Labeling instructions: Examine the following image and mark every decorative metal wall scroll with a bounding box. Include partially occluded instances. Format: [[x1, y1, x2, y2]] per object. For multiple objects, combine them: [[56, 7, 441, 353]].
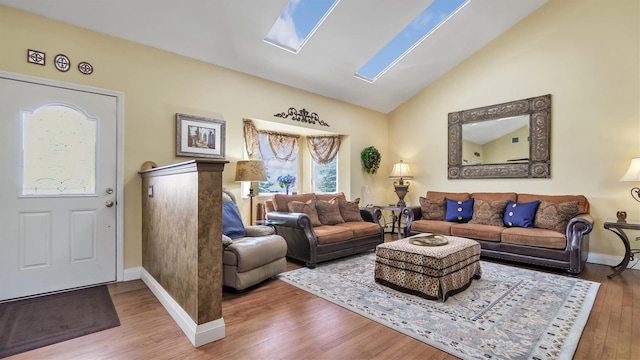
[[274, 107, 330, 127], [26, 49, 93, 75]]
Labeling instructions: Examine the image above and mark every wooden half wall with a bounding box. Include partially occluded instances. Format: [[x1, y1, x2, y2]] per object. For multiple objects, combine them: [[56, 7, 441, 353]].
[[139, 159, 228, 346]]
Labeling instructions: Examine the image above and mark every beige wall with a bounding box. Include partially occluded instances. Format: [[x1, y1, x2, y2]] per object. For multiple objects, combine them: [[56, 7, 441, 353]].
[[0, 6, 390, 269], [2, 0, 638, 266], [389, 0, 640, 259]]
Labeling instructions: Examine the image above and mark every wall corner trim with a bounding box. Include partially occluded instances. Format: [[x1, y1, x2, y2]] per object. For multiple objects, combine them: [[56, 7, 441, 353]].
[[140, 268, 226, 347]]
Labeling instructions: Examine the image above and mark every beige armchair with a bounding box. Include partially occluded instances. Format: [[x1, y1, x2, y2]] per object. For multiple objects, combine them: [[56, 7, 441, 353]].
[[222, 189, 287, 291]]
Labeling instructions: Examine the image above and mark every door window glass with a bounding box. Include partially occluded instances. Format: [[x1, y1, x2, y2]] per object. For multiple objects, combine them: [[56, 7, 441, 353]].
[[21, 104, 97, 196]]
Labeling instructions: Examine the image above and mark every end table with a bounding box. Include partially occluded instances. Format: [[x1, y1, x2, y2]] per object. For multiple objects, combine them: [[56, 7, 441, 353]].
[[373, 205, 405, 238], [603, 219, 640, 278]]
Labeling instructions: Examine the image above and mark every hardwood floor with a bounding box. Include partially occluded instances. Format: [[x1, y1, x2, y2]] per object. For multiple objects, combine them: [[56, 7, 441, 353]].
[[7, 237, 640, 360]]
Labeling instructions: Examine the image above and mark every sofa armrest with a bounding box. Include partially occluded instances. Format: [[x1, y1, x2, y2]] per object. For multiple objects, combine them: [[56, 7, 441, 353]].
[[566, 213, 593, 274], [245, 225, 275, 237], [266, 211, 315, 231], [360, 207, 383, 224], [567, 213, 594, 244], [402, 207, 421, 237], [566, 214, 594, 247]]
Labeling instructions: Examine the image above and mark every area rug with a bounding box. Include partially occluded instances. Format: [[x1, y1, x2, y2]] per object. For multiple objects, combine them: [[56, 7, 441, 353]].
[[0, 285, 120, 358], [278, 252, 599, 360]]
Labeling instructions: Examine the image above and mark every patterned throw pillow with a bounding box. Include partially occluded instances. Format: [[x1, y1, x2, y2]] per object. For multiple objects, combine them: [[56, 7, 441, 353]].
[[469, 199, 508, 227], [338, 197, 363, 222], [287, 199, 322, 227], [534, 200, 580, 233], [315, 198, 345, 225], [419, 197, 446, 220], [445, 198, 474, 223], [503, 200, 540, 228]]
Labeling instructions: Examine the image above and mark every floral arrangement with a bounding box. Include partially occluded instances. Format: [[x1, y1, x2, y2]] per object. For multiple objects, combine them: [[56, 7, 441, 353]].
[[361, 146, 381, 174], [277, 174, 296, 194]]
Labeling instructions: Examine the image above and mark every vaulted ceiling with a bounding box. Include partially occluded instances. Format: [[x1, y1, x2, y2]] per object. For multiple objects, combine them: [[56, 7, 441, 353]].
[[0, 0, 547, 113]]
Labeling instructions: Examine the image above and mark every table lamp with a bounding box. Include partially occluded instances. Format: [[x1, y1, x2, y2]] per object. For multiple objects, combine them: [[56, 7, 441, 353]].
[[235, 160, 267, 225], [620, 157, 640, 203], [389, 160, 413, 207]]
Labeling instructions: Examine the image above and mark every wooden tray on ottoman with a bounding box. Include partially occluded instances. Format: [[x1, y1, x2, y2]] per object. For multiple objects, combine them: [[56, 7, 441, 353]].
[[375, 234, 481, 301]]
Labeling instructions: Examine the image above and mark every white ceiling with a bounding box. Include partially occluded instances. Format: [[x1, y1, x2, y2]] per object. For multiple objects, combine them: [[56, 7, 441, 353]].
[[0, 0, 547, 113]]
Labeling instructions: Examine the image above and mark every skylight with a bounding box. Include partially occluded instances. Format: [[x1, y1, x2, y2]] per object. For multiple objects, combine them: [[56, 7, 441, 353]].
[[264, 0, 340, 54], [355, 0, 469, 83]]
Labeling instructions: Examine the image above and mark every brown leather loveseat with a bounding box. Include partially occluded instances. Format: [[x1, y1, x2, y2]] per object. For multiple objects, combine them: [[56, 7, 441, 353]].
[[265, 192, 383, 268], [404, 191, 594, 274]]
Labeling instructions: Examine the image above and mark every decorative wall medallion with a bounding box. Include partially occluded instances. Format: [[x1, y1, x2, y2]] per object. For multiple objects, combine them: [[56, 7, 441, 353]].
[[274, 107, 329, 127], [27, 49, 45, 65], [54, 54, 70, 72], [78, 62, 94, 75]]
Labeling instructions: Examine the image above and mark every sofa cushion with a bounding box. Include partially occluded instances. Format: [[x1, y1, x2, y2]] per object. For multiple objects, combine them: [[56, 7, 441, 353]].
[[316, 192, 346, 201], [469, 199, 508, 227], [288, 199, 322, 226], [335, 221, 380, 238], [503, 200, 540, 228], [222, 201, 247, 239], [315, 198, 345, 225], [426, 191, 471, 202], [273, 193, 315, 212], [445, 198, 474, 223], [418, 197, 446, 220], [501, 227, 567, 250], [313, 225, 354, 245], [472, 192, 517, 202], [410, 219, 453, 235], [517, 193, 589, 214], [223, 234, 287, 271], [450, 223, 503, 242], [337, 197, 363, 222], [534, 200, 580, 233]]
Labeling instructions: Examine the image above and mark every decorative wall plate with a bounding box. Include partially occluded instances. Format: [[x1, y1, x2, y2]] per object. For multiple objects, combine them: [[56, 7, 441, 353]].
[[78, 62, 93, 75], [27, 49, 45, 65], [54, 54, 70, 72]]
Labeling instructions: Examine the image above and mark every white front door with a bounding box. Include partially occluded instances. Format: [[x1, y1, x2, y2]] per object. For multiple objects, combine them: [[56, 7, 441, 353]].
[[0, 74, 118, 301]]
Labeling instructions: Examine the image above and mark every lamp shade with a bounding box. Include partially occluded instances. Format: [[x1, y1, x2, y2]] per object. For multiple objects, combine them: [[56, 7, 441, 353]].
[[389, 160, 413, 179], [235, 160, 267, 182], [620, 158, 640, 182]]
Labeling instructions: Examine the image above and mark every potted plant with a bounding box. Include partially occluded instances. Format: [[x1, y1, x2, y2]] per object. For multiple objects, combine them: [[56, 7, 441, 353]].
[[361, 146, 381, 174]]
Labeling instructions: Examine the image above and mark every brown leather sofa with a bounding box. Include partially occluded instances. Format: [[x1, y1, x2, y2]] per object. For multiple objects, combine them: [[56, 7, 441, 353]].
[[265, 193, 384, 268], [403, 191, 594, 274]]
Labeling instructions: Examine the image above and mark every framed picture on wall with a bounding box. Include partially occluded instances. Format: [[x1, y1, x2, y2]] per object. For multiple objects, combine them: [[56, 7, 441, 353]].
[[176, 113, 226, 159]]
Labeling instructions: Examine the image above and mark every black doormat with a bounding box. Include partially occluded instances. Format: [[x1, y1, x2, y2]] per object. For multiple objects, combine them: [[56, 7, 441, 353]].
[[0, 285, 120, 358]]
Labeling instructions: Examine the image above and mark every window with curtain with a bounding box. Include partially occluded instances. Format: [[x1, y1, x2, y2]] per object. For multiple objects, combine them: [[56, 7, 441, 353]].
[[244, 119, 341, 195], [312, 156, 337, 193], [257, 132, 299, 194]]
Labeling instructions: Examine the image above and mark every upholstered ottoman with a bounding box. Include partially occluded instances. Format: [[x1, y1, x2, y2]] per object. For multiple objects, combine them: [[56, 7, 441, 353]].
[[375, 234, 481, 301]]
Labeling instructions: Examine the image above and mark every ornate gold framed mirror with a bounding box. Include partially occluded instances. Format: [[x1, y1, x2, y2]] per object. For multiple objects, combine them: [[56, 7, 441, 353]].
[[448, 94, 551, 179]]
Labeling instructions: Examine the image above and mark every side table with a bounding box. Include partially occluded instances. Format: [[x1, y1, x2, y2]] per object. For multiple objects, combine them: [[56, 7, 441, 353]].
[[373, 205, 405, 238], [603, 219, 640, 278]]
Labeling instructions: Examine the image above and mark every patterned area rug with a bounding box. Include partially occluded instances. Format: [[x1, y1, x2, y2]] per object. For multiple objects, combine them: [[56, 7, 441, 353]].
[[279, 252, 599, 360]]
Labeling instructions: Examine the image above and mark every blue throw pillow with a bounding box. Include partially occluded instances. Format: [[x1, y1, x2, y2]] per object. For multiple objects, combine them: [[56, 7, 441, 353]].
[[222, 201, 246, 239], [445, 198, 474, 223], [503, 200, 540, 228]]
